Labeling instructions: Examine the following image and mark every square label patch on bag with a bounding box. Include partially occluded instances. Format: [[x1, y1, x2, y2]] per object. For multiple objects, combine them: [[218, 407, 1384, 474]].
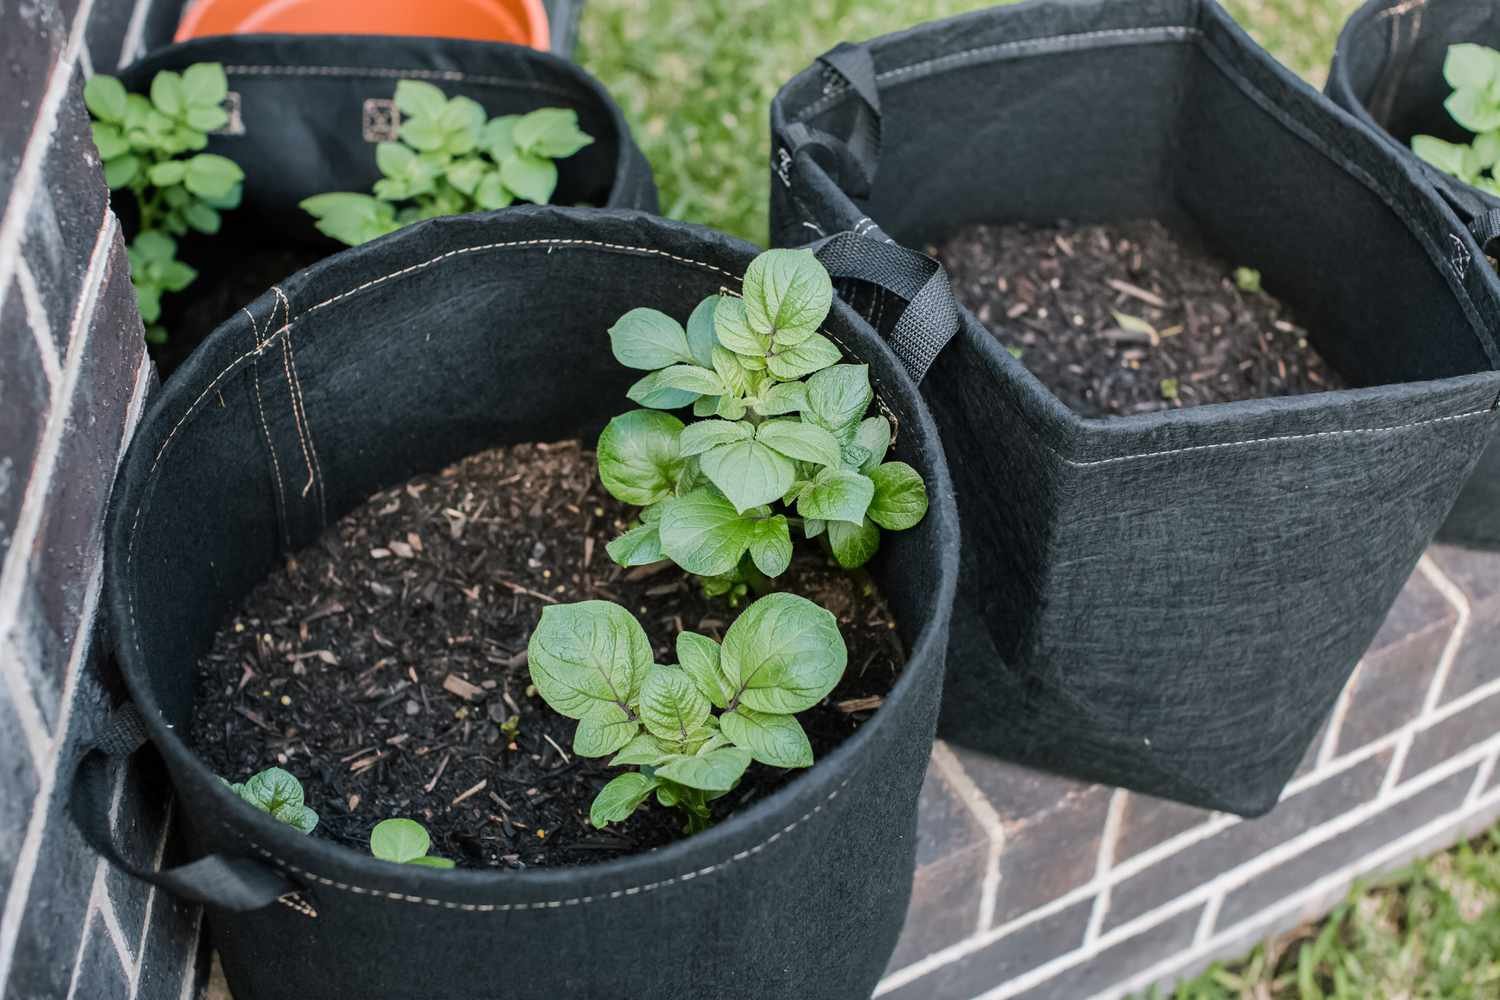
[[213, 91, 245, 136], [363, 98, 400, 143]]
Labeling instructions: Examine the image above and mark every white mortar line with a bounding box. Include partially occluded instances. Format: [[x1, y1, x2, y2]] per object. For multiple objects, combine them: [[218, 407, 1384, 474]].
[[118, 0, 156, 68], [97, 873, 136, 981], [1316, 660, 1361, 767], [14, 259, 62, 389], [0, 0, 97, 318], [1090, 784, 1500, 1000], [174, 907, 205, 1000], [1192, 892, 1223, 947], [1083, 790, 1128, 945], [63, 875, 105, 1000], [1383, 556, 1473, 795], [1467, 746, 1498, 806], [77, 42, 93, 81], [875, 728, 1500, 997], [970, 753, 1500, 1000], [929, 741, 1007, 934], [0, 553, 105, 993], [0, 212, 113, 774], [128, 796, 176, 997]]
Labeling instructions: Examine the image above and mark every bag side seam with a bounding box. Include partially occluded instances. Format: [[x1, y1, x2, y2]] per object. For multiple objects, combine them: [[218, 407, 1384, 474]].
[[243, 304, 291, 549]]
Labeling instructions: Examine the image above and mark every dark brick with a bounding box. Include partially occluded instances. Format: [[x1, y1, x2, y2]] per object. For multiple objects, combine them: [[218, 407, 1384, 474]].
[[1219, 764, 1480, 927], [1011, 904, 1203, 1000], [3, 648, 114, 1000], [952, 747, 1112, 922], [0, 692, 41, 904], [0, 0, 66, 202], [105, 747, 174, 955], [880, 899, 1092, 1000], [63, 917, 132, 1000], [1428, 544, 1500, 608], [0, 277, 50, 569], [1116, 792, 1213, 865], [1435, 612, 1500, 707], [1401, 691, 1500, 783], [1293, 714, 1331, 779], [1334, 621, 1450, 756], [21, 63, 110, 357], [13, 239, 142, 725], [1105, 750, 1389, 932], [135, 823, 204, 1000], [887, 763, 991, 971], [1367, 565, 1454, 654], [84, 0, 137, 72]]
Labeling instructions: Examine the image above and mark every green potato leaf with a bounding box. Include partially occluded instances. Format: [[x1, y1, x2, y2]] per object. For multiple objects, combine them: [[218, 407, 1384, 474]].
[[527, 601, 652, 721], [805, 365, 874, 444], [742, 248, 833, 342], [655, 747, 752, 793], [84, 75, 128, 123], [713, 295, 769, 357], [657, 487, 759, 576], [796, 467, 874, 524], [609, 307, 695, 370], [606, 521, 666, 567], [150, 70, 185, 117], [183, 153, 244, 199], [828, 517, 880, 569], [697, 438, 796, 513], [591, 772, 661, 828], [676, 631, 729, 709], [766, 332, 841, 381], [596, 410, 684, 506], [181, 62, 229, 108], [753, 381, 808, 416], [514, 107, 594, 158], [501, 151, 558, 204], [867, 461, 929, 531], [719, 593, 847, 714], [639, 665, 712, 743], [755, 419, 842, 468], [685, 295, 721, 367], [720, 707, 813, 768], [679, 419, 753, 457], [371, 818, 432, 863], [573, 707, 641, 758], [395, 79, 448, 120], [746, 514, 792, 577]]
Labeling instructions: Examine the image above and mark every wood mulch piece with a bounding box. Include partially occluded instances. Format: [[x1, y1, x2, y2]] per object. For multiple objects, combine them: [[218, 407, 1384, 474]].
[[191, 441, 905, 870], [931, 220, 1347, 418]]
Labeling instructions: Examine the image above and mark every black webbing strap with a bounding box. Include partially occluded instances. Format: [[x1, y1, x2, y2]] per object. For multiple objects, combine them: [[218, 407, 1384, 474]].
[[815, 42, 882, 198], [811, 230, 961, 384], [1471, 209, 1500, 257], [69, 702, 299, 912]]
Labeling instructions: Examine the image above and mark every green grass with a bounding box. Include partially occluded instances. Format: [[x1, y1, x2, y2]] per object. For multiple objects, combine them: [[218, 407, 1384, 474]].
[[579, 0, 1363, 245], [1158, 829, 1500, 999], [576, 3, 1498, 997]]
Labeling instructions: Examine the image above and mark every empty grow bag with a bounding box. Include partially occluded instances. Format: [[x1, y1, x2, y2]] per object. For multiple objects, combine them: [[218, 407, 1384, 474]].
[[116, 33, 655, 375], [76, 208, 959, 1000], [1328, 0, 1500, 550], [770, 0, 1500, 815]]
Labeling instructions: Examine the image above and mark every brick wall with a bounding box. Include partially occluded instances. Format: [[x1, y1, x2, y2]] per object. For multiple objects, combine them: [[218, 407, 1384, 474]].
[[879, 545, 1500, 1000], [0, 1, 202, 999]]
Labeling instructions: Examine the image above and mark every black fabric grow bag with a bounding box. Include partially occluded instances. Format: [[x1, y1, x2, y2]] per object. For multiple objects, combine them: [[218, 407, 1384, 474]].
[[117, 34, 656, 375], [1328, 0, 1500, 549], [770, 0, 1500, 816], [83, 208, 959, 1000]]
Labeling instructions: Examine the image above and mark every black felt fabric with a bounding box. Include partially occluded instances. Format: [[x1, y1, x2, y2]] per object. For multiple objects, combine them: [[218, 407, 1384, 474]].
[[770, 0, 1500, 816], [1328, 0, 1500, 548], [100, 208, 960, 1000]]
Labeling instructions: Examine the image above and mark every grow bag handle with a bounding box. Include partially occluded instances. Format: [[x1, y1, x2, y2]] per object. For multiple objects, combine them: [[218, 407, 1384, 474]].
[[1470, 209, 1500, 258], [810, 230, 960, 383], [68, 702, 302, 912], [811, 41, 882, 198]]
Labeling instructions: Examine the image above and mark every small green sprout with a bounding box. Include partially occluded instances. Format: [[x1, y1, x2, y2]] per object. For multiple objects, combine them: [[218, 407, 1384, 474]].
[[595, 248, 930, 599], [527, 592, 847, 834], [370, 818, 455, 868], [301, 80, 593, 247], [1233, 267, 1263, 294], [84, 64, 244, 344], [1160, 378, 1180, 402], [222, 767, 318, 833], [1412, 44, 1500, 198]]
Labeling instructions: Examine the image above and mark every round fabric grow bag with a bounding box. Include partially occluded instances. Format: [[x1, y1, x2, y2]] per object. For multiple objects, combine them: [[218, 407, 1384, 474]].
[[769, 0, 1500, 816], [117, 33, 656, 376], [83, 208, 959, 1000], [1327, 0, 1500, 550]]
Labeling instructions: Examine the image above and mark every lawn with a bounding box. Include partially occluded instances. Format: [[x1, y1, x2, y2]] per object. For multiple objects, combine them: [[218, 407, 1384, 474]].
[[578, 0, 1364, 245], [578, 2, 1500, 999]]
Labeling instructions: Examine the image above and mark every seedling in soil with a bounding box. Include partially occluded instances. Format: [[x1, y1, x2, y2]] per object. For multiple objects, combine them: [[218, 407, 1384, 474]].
[[1234, 267, 1263, 295], [596, 248, 930, 600], [84, 64, 244, 344], [302, 81, 593, 246], [222, 767, 318, 833], [370, 818, 456, 868], [528, 591, 846, 833], [1413, 44, 1500, 197]]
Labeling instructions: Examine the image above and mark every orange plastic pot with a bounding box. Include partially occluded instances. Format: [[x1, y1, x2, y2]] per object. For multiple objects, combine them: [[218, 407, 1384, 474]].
[[175, 0, 550, 49]]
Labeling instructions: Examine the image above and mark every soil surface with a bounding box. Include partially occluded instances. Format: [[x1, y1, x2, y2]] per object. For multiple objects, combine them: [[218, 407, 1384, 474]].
[[152, 244, 328, 379], [191, 441, 904, 869], [931, 220, 1346, 417]]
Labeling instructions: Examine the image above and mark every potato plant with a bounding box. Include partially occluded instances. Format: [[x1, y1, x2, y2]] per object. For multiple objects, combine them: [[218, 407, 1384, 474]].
[[84, 64, 244, 344], [222, 767, 318, 834], [527, 592, 845, 833], [370, 818, 455, 868], [1413, 44, 1500, 197], [597, 248, 929, 600], [302, 80, 593, 246]]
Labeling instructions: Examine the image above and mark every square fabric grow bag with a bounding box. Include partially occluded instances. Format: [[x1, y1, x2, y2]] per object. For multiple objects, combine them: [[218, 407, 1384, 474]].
[[81, 208, 959, 1000], [770, 0, 1500, 815], [1328, 0, 1500, 549], [117, 34, 656, 375]]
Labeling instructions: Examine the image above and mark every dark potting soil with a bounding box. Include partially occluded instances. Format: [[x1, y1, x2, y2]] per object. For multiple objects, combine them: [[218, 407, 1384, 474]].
[[931, 220, 1347, 418], [151, 244, 329, 378], [191, 441, 905, 870]]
